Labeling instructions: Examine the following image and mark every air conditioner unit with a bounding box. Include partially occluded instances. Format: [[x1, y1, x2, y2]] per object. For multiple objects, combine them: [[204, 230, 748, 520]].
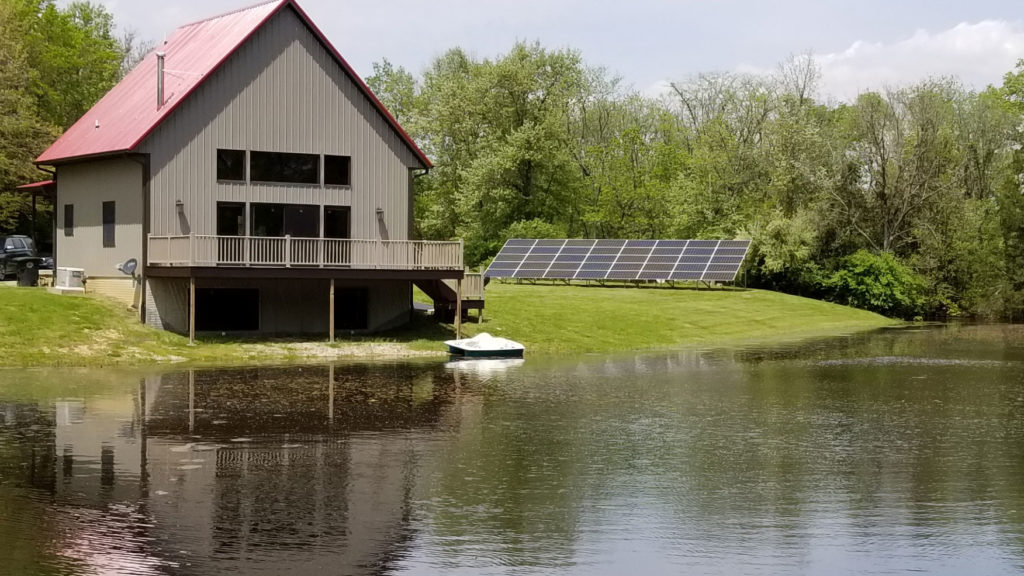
[[55, 267, 86, 292]]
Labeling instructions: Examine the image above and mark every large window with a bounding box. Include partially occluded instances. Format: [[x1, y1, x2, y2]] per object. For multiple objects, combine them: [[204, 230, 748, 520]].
[[217, 149, 246, 181], [250, 203, 319, 238], [102, 201, 115, 247], [63, 204, 74, 237], [250, 151, 319, 185], [324, 155, 351, 186]]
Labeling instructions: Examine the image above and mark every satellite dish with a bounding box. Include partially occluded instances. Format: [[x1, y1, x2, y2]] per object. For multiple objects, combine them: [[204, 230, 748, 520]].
[[118, 258, 138, 276]]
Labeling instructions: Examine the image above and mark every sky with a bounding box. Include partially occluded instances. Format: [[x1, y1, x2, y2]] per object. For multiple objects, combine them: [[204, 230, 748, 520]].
[[77, 0, 1024, 101]]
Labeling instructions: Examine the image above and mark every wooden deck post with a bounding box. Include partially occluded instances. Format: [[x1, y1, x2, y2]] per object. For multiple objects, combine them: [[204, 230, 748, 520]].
[[456, 277, 462, 339], [188, 369, 195, 434], [329, 278, 335, 343], [188, 275, 195, 345]]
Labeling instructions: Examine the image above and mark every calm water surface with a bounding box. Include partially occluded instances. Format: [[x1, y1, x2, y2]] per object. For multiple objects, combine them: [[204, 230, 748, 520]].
[[2, 325, 1024, 575]]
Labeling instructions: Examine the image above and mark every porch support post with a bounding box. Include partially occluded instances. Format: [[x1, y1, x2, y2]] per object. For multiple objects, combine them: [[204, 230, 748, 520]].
[[188, 275, 195, 345], [456, 277, 462, 339], [329, 278, 335, 343], [328, 363, 335, 422]]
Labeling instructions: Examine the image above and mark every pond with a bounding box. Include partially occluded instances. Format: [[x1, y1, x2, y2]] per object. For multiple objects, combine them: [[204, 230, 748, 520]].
[[1, 325, 1023, 575]]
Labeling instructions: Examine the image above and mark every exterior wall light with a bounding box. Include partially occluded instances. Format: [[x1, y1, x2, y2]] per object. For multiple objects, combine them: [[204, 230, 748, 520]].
[[175, 199, 184, 213]]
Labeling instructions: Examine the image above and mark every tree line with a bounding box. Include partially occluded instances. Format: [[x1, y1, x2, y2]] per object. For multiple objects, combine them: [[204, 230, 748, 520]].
[[367, 45, 1024, 320], [2, 2, 1022, 320]]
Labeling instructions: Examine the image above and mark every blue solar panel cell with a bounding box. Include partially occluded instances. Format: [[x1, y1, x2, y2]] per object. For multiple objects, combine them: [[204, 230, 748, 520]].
[[504, 239, 535, 246], [683, 248, 715, 257], [536, 239, 566, 247], [487, 269, 515, 278], [646, 256, 679, 264], [670, 271, 703, 280], [656, 240, 689, 248], [687, 240, 719, 248], [565, 239, 593, 247], [576, 270, 609, 279], [718, 240, 749, 249], [552, 254, 586, 264], [624, 239, 658, 248], [615, 255, 647, 263], [710, 257, 744, 265]]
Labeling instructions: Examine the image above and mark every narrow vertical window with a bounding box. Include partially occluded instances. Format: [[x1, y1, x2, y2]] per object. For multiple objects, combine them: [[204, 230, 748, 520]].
[[324, 155, 351, 186], [102, 201, 115, 247], [217, 149, 246, 181], [64, 204, 74, 237]]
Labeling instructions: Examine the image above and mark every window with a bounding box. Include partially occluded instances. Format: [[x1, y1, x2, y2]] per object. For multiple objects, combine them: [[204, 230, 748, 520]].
[[324, 155, 351, 186], [250, 151, 319, 184], [102, 201, 115, 247], [64, 204, 74, 237], [4, 238, 25, 251], [324, 206, 350, 239], [217, 149, 246, 181], [250, 203, 319, 238]]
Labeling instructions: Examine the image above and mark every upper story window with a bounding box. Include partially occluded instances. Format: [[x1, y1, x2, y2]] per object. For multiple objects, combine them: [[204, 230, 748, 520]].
[[324, 155, 351, 186], [250, 151, 319, 185], [217, 149, 246, 181]]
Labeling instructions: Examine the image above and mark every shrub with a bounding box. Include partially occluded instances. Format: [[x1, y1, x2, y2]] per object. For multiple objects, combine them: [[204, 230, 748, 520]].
[[826, 250, 925, 319]]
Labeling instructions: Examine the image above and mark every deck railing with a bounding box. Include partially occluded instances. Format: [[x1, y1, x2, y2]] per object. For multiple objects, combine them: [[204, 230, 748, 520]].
[[148, 235, 463, 270], [443, 273, 485, 300]]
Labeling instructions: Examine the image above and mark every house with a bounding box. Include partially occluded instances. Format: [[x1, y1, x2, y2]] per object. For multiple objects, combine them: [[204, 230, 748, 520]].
[[35, 0, 466, 339]]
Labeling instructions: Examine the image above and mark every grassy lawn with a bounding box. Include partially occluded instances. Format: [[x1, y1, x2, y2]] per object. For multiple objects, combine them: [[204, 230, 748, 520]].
[[0, 282, 896, 367], [454, 281, 898, 354]]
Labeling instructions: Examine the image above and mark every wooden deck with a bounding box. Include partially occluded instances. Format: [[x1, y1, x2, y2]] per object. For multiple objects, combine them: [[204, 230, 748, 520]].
[[148, 235, 463, 271]]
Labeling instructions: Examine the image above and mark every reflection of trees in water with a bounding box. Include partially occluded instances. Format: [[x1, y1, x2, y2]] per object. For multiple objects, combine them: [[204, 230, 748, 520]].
[[425, 349, 1024, 569], [146, 363, 456, 436]]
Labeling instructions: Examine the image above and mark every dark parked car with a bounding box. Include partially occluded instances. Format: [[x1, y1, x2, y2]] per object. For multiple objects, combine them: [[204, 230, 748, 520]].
[[0, 235, 38, 281]]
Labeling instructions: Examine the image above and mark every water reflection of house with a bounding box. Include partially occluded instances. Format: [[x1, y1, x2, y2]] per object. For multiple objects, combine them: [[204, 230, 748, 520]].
[[3, 364, 455, 575]]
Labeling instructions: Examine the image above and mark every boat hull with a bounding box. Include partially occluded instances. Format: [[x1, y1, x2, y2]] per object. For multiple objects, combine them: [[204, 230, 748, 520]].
[[447, 345, 524, 359]]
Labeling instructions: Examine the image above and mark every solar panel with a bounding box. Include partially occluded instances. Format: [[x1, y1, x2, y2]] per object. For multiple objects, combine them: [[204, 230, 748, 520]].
[[484, 239, 751, 283]]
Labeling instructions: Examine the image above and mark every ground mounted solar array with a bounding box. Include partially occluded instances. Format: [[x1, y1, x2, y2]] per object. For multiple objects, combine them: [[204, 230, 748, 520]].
[[484, 239, 751, 282]]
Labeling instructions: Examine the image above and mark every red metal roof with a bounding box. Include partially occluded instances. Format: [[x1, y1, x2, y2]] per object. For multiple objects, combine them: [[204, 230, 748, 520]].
[[35, 0, 431, 168], [16, 180, 55, 190]]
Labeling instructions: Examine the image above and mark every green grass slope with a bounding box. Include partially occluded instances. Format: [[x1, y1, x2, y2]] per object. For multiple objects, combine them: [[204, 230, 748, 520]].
[[0, 282, 895, 367], [455, 282, 897, 354]]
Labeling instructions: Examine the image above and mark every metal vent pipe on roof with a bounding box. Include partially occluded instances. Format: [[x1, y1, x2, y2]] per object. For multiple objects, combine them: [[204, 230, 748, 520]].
[[156, 51, 165, 108]]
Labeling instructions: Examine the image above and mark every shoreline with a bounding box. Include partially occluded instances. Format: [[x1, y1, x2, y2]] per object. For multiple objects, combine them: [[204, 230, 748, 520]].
[[0, 284, 898, 368]]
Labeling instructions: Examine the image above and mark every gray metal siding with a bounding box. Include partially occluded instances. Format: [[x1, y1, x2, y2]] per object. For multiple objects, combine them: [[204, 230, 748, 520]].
[[140, 6, 420, 242], [56, 158, 143, 279]]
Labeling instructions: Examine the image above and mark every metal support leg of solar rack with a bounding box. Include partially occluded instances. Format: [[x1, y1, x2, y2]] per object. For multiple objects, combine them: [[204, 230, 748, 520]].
[[456, 278, 463, 339]]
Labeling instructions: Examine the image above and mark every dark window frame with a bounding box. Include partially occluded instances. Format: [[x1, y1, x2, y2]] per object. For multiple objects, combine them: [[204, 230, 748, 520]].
[[324, 155, 351, 186], [102, 201, 115, 248], [64, 204, 74, 237], [249, 151, 320, 185], [216, 149, 247, 182]]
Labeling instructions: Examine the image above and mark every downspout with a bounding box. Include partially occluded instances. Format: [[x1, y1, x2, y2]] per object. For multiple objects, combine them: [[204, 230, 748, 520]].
[[411, 168, 429, 240]]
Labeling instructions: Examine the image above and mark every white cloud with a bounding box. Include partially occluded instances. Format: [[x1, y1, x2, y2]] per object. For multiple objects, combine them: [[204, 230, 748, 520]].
[[813, 20, 1024, 100]]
